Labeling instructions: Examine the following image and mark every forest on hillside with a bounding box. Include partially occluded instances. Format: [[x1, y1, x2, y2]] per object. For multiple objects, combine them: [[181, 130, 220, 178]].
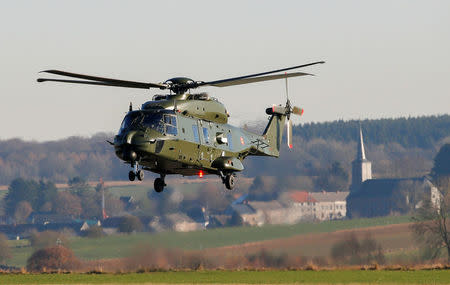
[[293, 115, 450, 148], [0, 115, 448, 185]]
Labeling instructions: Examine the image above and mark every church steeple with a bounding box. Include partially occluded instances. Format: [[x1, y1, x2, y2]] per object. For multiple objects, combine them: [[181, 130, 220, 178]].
[[356, 126, 367, 161], [350, 125, 372, 192]]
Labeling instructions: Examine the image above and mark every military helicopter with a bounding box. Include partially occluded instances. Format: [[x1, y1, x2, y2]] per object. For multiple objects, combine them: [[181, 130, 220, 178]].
[[37, 61, 324, 192]]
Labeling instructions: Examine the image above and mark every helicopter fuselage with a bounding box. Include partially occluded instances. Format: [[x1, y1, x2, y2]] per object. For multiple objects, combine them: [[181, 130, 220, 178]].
[[113, 95, 273, 178]]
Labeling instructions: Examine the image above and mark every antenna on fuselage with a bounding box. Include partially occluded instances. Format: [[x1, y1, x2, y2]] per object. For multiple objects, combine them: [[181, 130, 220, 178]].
[[129, 102, 133, 112]]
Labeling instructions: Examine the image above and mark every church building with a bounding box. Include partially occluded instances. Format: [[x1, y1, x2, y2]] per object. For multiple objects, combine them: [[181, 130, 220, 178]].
[[346, 127, 439, 218]]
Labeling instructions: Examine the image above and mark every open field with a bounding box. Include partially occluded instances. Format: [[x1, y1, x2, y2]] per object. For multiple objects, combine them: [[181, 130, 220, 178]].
[[8, 216, 411, 267], [203, 222, 415, 259], [0, 270, 449, 284]]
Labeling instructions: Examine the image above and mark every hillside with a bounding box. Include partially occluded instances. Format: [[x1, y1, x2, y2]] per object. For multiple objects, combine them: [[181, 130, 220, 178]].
[[0, 115, 448, 185], [294, 115, 450, 148]]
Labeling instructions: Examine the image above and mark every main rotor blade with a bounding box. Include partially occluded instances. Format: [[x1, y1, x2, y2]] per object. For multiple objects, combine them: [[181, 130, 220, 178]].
[[206, 72, 312, 87], [200, 61, 324, 88], [39, 70, 167, 89], [37, 78, 154, 89]]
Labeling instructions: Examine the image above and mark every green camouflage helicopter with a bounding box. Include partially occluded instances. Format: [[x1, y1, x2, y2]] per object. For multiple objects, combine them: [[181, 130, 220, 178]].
[[37, 61, 324, 192]]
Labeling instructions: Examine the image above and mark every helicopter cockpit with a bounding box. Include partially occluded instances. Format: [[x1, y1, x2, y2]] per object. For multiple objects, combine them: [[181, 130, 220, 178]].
[[118, 111, 178, 136]]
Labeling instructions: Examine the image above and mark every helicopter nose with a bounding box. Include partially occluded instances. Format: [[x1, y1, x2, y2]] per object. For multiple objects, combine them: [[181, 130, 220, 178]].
[[125, 131, 136, 145], [123, 148, 137, 162]]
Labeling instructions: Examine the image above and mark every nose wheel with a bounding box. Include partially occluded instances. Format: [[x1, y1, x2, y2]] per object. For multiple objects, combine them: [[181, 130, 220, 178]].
[[128, 162, 144, 181], [154, 174, 166, 193]]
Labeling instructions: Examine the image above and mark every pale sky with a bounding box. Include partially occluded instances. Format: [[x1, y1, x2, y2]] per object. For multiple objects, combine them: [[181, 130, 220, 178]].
[[1, 1, 449, 141]]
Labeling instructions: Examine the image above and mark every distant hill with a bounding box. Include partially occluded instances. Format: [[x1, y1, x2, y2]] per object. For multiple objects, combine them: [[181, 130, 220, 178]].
[[294, 115, 450, 148], [0, 115, 448, 185]]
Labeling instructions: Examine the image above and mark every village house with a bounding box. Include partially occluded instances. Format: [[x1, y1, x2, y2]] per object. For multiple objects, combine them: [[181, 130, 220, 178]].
[[226, 190, 349, 227], [164, 213, 204, 232], [287, 191, 348, 222], [310, 191, 348, 221]]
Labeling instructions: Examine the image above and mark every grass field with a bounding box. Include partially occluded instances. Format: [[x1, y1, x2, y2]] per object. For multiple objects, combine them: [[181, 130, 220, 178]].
[[8, 216, 411, 267], [0, 270, 449, 284]]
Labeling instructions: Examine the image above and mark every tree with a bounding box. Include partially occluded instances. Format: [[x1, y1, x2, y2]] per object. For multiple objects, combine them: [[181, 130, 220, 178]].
[[14, 200, 33, 224], [118, 215, 143, 233], [53, 192, 82, 218], [26, 246, 81, 272], [37, 180, 58, 212], [247, 176, 278, 201], [0, 233, 12, 265], [5, 178, 39, 216], [314, 161, 349, 191], [68, 176, 88, 189], [77, 189, 101, 219], [411, 177, 450, 261]]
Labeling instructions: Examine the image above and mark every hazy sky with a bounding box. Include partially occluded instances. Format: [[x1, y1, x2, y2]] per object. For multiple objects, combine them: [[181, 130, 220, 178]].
[[1, 1, 449, 141]]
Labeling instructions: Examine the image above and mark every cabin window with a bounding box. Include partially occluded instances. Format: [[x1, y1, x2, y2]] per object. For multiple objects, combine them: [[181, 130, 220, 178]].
[[227, 133, 233, 150], [192, 125, 200, 143], [203, 127, 210, 144], [164, 114, 177, 136]]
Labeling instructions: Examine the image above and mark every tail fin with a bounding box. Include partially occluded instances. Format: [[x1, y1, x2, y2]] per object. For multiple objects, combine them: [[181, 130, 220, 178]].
[[262, 113, 286, 157]]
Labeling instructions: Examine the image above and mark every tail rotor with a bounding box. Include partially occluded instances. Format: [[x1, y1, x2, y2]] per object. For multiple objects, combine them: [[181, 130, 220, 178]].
[[284, 75, 303, 149]]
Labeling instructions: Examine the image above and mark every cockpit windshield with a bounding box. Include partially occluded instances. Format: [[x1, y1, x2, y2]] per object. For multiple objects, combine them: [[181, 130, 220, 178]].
[[118, 112, 164, 134]]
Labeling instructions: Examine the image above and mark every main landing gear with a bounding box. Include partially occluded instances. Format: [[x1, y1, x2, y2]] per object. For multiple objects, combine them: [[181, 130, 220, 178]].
[[220, 171, 236, 190], [128, 162, 144, 181], [154, 174, 166, 193]]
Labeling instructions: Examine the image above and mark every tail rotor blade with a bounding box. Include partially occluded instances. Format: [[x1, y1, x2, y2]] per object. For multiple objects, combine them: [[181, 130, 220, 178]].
[[292, 106, 304, 116], [287, 118, 293, 149]]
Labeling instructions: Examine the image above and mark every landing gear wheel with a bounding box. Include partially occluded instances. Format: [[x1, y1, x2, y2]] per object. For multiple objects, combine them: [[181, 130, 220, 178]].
[[137, 170, 144, 181], [128, 171, 136, 181], [154, 178, 165, 193], [225, 174, 235, 190]]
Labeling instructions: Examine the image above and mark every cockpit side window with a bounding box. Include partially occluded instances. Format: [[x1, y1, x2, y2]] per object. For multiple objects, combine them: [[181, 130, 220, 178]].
[[164, 114, 177, 136]]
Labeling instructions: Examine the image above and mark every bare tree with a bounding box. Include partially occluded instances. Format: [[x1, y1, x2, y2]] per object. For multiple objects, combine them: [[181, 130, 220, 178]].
[[411, 177, 450, 261]]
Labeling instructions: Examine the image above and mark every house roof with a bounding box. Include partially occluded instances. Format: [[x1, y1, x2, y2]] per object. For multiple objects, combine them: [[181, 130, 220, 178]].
[[231, 194, 249, 205], [289, 191, 317, 203], [310, 191, 349, 202], [230, 204, 255, 215], [248, 201, 283, 211], [349, 177, 426, 198]]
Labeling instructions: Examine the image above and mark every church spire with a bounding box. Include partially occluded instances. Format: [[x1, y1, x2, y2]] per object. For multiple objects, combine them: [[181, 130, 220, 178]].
[[350, 124, 372, 192], [357, 125, 367, 161]]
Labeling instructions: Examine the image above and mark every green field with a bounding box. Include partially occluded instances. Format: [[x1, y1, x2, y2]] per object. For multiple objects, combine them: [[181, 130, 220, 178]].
[[0, 270, 449, 284], [8, 216, 411, 267]]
